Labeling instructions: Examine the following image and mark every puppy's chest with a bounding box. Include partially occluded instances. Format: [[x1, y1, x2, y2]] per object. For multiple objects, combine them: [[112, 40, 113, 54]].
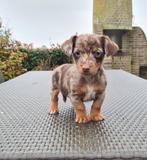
[[83, 85, 96, 101]]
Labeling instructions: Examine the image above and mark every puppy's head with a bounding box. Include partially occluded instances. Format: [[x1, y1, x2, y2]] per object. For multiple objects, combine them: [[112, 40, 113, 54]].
[[62, 34, 118, 75]]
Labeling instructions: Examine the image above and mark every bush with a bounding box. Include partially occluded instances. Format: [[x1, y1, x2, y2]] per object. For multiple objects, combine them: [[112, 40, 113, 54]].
[[0, 24, 27, 81], [0, 18, 71, 81], [23, 45, 71, 71], [48, 45, 71, 69], [0, 51, 27, 80], [22, 48, 49, 71]]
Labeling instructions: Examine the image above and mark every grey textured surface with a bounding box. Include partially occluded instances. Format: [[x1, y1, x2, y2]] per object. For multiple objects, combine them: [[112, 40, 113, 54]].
[[0, 70, 147, 159]]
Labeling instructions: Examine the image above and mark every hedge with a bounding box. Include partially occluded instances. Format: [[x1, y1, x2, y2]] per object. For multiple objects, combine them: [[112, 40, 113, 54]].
[[0, 22, 71, 81]]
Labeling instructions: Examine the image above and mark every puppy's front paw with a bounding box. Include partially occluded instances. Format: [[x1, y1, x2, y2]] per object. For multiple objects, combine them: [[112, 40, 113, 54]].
[[90, 113, 104, 121], [48, 105, 59, 115], [75, 112, 90, 123]]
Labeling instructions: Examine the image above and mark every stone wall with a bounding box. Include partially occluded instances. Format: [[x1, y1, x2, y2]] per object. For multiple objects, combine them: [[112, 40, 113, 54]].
[[122, 27, 147, 76], [93, 0, 132, 32], [112, 56, 132, 72], [103, 57, 112, 69], [93, 0, 147, 79], [104, 27, 147, 78], [104, 56, 132, 73]]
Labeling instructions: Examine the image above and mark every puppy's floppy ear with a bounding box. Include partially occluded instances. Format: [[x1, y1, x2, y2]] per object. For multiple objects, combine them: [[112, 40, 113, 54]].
[[61, 35, 77, 56], [101, 35, 119, 56]]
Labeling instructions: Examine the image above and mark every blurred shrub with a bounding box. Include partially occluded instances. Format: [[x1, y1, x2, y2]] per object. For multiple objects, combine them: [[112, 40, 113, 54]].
[[0, 23, 27, 81], [23, 45, 71, 71], [0, 18, 71, 81], [47, 45, 71, 69], [23, 48, 49, 71], [0, 51, 27, 80]]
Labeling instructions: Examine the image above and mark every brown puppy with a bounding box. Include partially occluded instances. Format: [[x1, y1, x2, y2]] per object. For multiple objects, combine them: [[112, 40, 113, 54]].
[[48, 34, 118, 123]]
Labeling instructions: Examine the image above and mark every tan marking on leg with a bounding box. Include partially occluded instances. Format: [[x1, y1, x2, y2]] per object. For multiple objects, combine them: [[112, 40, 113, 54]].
[[74, 102, 90, 123], [48, 89, 59, 115], [90, 93, 105, 121]]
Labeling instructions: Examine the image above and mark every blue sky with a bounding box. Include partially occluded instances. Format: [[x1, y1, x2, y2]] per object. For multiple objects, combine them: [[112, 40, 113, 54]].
[[0, 0, 147, 47]]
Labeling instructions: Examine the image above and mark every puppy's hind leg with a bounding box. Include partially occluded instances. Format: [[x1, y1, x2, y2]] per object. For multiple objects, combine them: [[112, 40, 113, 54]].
[[48, 88, 59, 114], [48, 71, 60, 115]]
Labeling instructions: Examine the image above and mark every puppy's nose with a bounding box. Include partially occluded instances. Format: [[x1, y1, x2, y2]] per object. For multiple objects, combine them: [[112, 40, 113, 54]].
[[83, 67, 89, 72], [82, 64, 90, 73]]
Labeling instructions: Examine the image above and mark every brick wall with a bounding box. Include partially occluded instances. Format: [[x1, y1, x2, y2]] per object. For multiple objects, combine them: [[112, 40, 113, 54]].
[[104, 27, 147, 78], [122, 27, 147, 76], [93, 0, 132, 31], [93, 0, 147, 79], [104, 56, 132, 73], [112, 56, 132, 72], [103, 57, 112, 69]]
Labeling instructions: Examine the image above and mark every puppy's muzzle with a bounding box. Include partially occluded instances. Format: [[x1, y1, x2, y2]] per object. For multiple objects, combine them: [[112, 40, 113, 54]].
[[82, 63, 90, 74]]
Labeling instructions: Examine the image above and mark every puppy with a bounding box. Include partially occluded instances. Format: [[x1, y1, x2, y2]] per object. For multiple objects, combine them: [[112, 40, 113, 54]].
[[48, 34, 118, 123]]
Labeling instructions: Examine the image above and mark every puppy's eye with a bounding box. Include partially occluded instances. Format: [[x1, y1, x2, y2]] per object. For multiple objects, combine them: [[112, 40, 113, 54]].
[[94, 52, 103, 58], [73, 52, 81, 58]]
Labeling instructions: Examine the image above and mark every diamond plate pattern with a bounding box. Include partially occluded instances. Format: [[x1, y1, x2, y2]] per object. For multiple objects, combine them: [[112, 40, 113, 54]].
[[0, 70, 147, 159]]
